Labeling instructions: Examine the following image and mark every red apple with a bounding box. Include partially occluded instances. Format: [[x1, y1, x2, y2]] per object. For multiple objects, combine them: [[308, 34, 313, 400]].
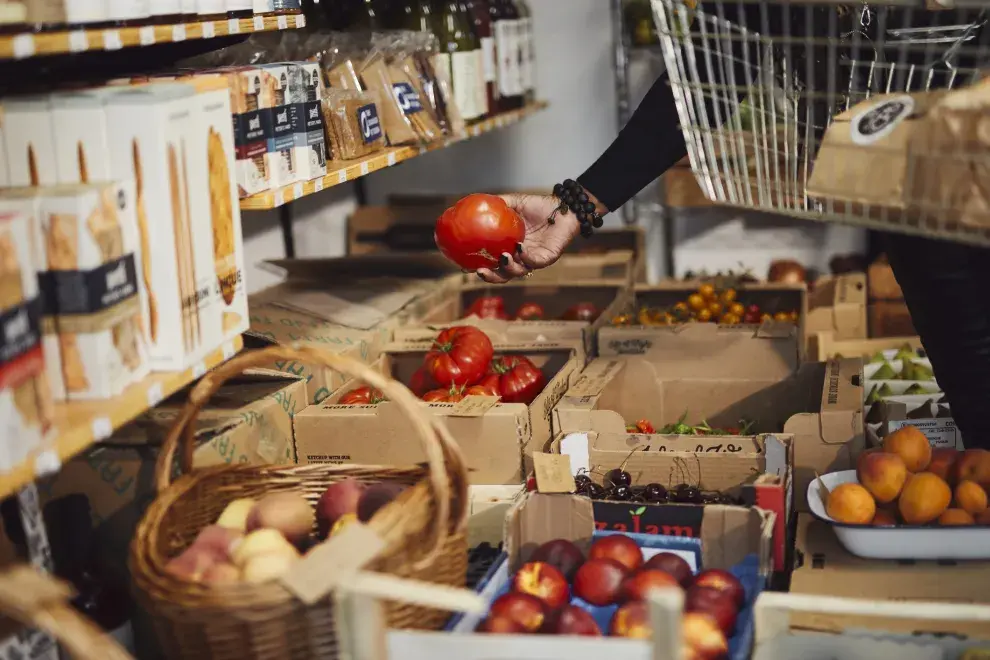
[[588, 535, 643, 573], [316, 479, 365, 539], [620, 569, 681, 603], [530, 539, 585, 581], [477, 615, 528, 634], [609, 600, 652, 639], [541, 605, 602, 636], [692, 569, 745, 609], [682, 612, 729, 660], [573, 558, 626, 606], [512, 561, 570, 609], [357, 483, 406, 522], [488, 592, 547, 633], [685, 586, 738, 636], [643, 552, 694, 587]]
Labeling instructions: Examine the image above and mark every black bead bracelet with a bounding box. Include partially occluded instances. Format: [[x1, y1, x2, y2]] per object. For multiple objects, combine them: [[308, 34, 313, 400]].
[[550, 179, 604, 239]]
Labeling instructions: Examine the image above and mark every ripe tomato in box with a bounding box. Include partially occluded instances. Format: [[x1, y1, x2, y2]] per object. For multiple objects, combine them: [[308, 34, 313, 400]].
[[489, 355, 546, 405], [465, 296, 509, 320], [561, 302, 599, 322], [515, 302, 545, 320], [435, 194, 525, 270], [422, 386, 465, 403], [425, 326, 494, 387], [338, 386, 385, 405], [468, 374, 501, 397], [408, 366, 436, 397]]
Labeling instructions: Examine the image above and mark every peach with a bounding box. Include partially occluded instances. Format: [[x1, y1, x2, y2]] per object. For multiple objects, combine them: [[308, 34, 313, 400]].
[[871, 510, 898, 527], [883, 425, 932, 472], [215, 498, 256, 531], [927, 448, 959, 483], [316, 480, 365, 539], [511, 561, 570, 609], [954, 480, 989, 515], [201, 562, 240, 585], [685, 586, 738, 636], [488, 592, 547, 632], [165, 546, 216, 582], [939, 508, 975, 526], [899, 472, 952, 525], [620, 569, 681, 603], [682, 612, 729, 660], [855, 447, 882, 481], [858, 452, 908, 503], [190, 525, 242, 561], [826, 483, 876, 525], [609, 600, 651, 639], [246, 493, 314, 545], [588, 535, 643, 573], [953, 449, 990, 489], [477, 615, 527, 634]]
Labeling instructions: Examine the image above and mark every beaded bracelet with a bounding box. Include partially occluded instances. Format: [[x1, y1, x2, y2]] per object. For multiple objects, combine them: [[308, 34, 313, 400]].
[[550, 179, 604, 238]]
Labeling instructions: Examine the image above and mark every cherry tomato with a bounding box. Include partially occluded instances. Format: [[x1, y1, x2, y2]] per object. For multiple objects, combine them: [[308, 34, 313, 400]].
[[489, 355, 546, 405], [422, 385, 466, 403], [687, 294, 706, 311], [790, 310, 800, 323], [696, 308, 713, 323], [434, 194, 525, 270], [708, 301, 723, 316], [425, 326, 494, 387], [338, 386, 385, 405], [747, 304, 761, 315], [698, 283, 716, 301], [465, 296, 509, 320], [773, 311, 790, 322], [409, 366, 436, 397], [719, 289, 738, 305], [729, 302, 745, 317], [626, 419, 655, 434], [560, 302, 599, 322], [515, 302, 545, 321]]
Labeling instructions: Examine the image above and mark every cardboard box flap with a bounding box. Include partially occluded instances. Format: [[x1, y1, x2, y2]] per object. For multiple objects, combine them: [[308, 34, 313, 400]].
[[505, 493, 596, 572], [807, 274, 867, 338], [700, 506, 772, 575]]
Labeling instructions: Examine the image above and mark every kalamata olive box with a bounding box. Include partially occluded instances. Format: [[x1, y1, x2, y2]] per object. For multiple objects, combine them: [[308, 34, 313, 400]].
[[292, 343, 582, 484]]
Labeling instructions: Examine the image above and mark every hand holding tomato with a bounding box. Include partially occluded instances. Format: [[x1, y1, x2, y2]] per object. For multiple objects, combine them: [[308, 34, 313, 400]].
[[435, 194, 526, 271], [425, 326, 494, 387]]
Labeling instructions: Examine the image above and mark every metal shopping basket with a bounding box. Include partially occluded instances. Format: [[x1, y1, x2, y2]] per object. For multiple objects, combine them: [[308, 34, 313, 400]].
[[651, 0, 990, 245]]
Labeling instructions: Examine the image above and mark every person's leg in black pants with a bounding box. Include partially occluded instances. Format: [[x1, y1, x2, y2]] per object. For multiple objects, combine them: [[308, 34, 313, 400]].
[[885, 235, 990, 450]]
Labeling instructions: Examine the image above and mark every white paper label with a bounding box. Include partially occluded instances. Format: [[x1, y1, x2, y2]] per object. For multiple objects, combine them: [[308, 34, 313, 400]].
[[277, 14, 288, 29], [68, 30, 88, 52], [337, 170, 347, 184], [495, 20, 521, 97], [519, 17, 533, 92], [171, 24, 186, 42], [481, 36, 496, 83], [222, 340, 236, 360], [293, 182, 303, 198], [12, 34, 34, 59], [452, 50, 484, 121], [91, 416, 113, 441], [387, 152, 397, 167], [193, 362, 207, 378], [103, 30, 123, 51], [146, 383, 164, 407], [888, 417, 962, 450], [360, 161, 369, 176], [850, 95, 915, 146], [314, 178, 324, 192], [202, 21, 216, 38], [139, 26, 155, 45], [295, 14, 305, 28], [228, 18, 241, 33], [253, 15, 265, 31], [274, 189, 284, 206]]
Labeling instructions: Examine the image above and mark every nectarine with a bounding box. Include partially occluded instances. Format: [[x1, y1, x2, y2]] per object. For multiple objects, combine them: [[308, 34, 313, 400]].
[[541, 605, 602, 636], [954, 480, 988, 515], [692, 569, 745, 609], [883, 425, 932, 472], [165, 547, 216, 582], [588, 535, 643, 573], [953, 449, 990, 489], [620, 569, 680, 602], [512, 562, 570, 609], [488, 592, 547, 632], [938, 508, 975, 526], [216, 498, 256, 531], [855, 447, 882, 482], [573, 558, 626, 606], [682, 612, 729, 660], [357, 483, 406, 522], [316, 480, 365, 539], [201, 562, 240, 585], [927, 448, 959, 483], [190, 525, 242, 561], [685, 586, 738, 636], [477, 615, 527, 634], [643, 552, 693, 587], [826, 483, 876, 525], [899, 472, 952, 525], [609, 600, 651, 639], [858, 452, 908, 504], [530, 539, 584, 581]]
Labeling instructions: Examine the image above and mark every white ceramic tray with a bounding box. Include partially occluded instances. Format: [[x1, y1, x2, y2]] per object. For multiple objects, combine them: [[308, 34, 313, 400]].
[[807, 470, 990, 560]]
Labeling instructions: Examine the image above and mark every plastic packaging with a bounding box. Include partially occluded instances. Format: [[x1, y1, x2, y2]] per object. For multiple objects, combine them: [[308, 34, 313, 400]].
[[323, 88, 386, 160]]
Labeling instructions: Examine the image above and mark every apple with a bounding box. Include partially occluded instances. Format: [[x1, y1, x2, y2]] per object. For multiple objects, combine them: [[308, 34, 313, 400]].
[[685, 586, 738, 636], [682, 612, 729, 660], [609, 600, 651, 639], [588, 535, 643, 573], [643, 552, 694, 587], [357, 483, 406, 522], [316, 480, 365, 539], [541, 605, 602, 636], [477, 615, 528, 634], [573, 558, 626, 606], [620, 569, 681, 603], [692, 569, 745, 609], [488, 592, 547, 633], [512, 561, 570, 609], [530, 539, 585, 581]]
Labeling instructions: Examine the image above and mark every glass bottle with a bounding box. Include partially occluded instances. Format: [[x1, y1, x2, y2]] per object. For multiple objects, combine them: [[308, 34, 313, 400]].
[[388, 0, 431, 33], [491, 0, 521, 110], [432, 0, 484, 122], [514, 0, 534, 104], [462, 0, 493, 117]]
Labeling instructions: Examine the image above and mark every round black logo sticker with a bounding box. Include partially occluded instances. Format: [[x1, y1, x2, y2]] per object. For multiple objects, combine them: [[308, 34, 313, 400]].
[[850, 95, 915, 145]]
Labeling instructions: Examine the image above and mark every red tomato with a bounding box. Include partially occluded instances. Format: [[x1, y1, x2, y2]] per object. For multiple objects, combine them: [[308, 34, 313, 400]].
[[468, 374, 502, 397], [409, 366, 436, 397], [338, 386, 385, 405], [489, 355, 546, 405], [422, 386, 465, 403], [514, 302, 545, 321], [465, 296, 509, 320], [561, 302, 599, 322], [434, 194, 525, 270], [425, 326, 494, 387]]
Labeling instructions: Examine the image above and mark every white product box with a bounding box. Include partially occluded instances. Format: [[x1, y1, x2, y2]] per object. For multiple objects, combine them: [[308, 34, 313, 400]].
[[106, 0, 147, 21], [259, 64, 299, 188], [104, 83, 220, 372], [196, 0, 223, 15], [213, 66, 272, 198], [286, 62, 327, 182], [38, 182, 149, 400], [3, 96, 57, 188], [50, 91, 112, 185], [25, 1, 108, 23]]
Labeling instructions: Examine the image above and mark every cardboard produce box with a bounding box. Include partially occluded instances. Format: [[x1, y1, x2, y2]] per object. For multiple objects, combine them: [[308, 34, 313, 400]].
[[467, 485, 524, 548], [408, 281, 630, 358], [599, 282, 807, 358], [294, 342, 581, 484], [805, 273, 867, 350], [809, 333, 922, 362], [555, 325, 862, 512]]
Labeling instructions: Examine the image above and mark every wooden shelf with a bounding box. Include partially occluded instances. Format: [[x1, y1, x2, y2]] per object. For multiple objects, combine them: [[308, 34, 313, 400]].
[[0, 13, 305, 61], [0, 336, 243, 500], [240, 102, 548, 211]]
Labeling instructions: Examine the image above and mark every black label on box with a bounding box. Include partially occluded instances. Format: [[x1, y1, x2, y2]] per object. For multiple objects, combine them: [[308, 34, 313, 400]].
[[593, 501, 704, 537], [0, 296, 42, 366], [271, 105, 293, 137], [357, 103, 383, 143], [52, 255, 138, 316], [392, 83, 423, 115], [233, 110, 272, 146], [37, 271, 56, 316]]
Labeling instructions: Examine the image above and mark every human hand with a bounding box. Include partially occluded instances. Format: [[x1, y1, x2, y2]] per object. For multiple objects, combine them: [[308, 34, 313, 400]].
[[476, 193, 583, 284]]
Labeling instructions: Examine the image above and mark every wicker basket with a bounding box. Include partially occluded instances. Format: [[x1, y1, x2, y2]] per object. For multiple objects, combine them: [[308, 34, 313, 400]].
[[130, 345, 470, 660]]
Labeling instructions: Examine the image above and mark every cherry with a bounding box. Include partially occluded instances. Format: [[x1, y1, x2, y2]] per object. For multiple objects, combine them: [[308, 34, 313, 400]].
[[671, 484, 703, 504], [644, 483, 668, 503], [586, 483, 606, 500], [575, 474, 593, 487], [604, 469, 632, 488], [612, 485, 633, 501]]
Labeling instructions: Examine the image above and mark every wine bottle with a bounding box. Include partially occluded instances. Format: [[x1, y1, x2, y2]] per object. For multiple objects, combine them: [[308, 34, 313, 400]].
[[432, 0, 484, 121], [515, 0, 534, 104], [462, 0, 493, 117], [388, 0, 431, 31], [492, 0, 522, 110], [344, 0, 382, 28]]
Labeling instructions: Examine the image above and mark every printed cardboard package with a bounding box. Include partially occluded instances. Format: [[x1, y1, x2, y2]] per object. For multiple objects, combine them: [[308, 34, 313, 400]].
[[38, 182, 149, 400], [218, 66, 274, 198], [259, 64, 299, 188], [3, 95, 58, 187], [286, 62, 328, 182], [50, 90, 113, 185]]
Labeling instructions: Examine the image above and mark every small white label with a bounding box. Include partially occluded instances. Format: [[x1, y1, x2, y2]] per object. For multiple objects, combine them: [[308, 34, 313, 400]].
[[222, 341, 236, 360], [253, 15, 265, 31], [387, 153, 397, 167], [103, 30, 123, 51], [68, 30, 88, 52], [888, 418, 961, 450], [193, 362, 207, 379], [337, 170, 347, 184], [172, 24, 186, 42], [91, 417, 113, 441], [559, 433, 590, 477], [294, 14, 305, 28], [139, 26, 155, 46], [850, 95, 915, 146], [228, 18, 240, 34], [12, 34, 34, 59], [274, 189, 285, 207], [314, 178, 324, 192], [202, 22, 216, 39], [34, 451, 61, 478], [360, 162, 369, 176], [146, 383, 164, 407], [293, 183, 303, 198], [277, 15, 288, 29]]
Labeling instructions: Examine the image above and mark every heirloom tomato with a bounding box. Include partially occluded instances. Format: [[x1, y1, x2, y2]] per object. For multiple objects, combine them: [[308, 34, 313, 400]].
[[465, 295, 509, 320], [409, 366, 436, 397], [470, 374, 502, 397], [434, 194, 525, 270], [338, 386, 385, 405], [561, 302, 599, 322], [425, 326, 494, 387], [515, 302, 545, 321], [489, 355, 546, 405], [422, 386, 466, 403]]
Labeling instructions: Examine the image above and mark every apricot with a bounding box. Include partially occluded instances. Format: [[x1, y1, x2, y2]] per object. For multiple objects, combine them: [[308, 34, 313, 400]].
[[898, 473, 952, 525], [939, 508, 975, 526], [871, 510, 898, 527], [927, 449, 959, 484], [975, 509, 990, 525], [858, 452, 907, 504], [826, 483, 876, 525], [883, 426, 932, 472], [953, 449, 990, 489], [855, 447, 882, 482], [954, 480, 989, 515]]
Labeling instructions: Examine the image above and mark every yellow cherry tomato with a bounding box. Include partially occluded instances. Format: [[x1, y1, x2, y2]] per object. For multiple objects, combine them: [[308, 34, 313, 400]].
[[698, 283, 716, 301], [719, 288, 738, 305], [720, 313, 740, 325], [708, 302, 723, 316], [773, 311, 790, 322], [729, 302, 745, 317], [687, 294, 706, 311], [696, 308, 713, 323]]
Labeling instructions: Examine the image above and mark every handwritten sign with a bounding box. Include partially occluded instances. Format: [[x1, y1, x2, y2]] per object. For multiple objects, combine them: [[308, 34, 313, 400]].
[[533, 453, 575, 493], [449, 395, 499, 418]]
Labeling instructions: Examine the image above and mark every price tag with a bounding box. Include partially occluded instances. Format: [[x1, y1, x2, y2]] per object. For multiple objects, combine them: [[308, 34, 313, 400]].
[[314, 178, 324, 192], [360, 161, 369, 176], [449, 395, 499, 418], [202, 22, 216, 39], [387, 152, 397, 167], [68, 30, 88, 52], [228, 18, 241, 34], [12, 34, 34, 59], [193, 362, 207, 379], [91, 417, 113, 441], [138, 26, 155, 45], [146, 383, 164, 407], [274, 189, 284, 207], [533, 453, 576, 494], [293, 183, 303, 198], [103, 30, 122, 50], [337, 170, 347, 184], [171, 24, 186, 41], [277, 15, 288, 29], [34, 451, 61, 478], [281, 524, 386, 604], [253, 15, 265, 31], [222, 341, 236, 360], [295, 14, 305, 28]]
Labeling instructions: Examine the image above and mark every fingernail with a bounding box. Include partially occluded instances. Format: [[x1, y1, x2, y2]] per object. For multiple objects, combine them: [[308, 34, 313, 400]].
[[515, 242, 524, 254], [499, 254, 510, 268]]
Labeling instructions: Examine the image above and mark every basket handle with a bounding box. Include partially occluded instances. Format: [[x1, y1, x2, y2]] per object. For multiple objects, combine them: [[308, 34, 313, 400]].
[[0, 566, 133, 660], [153, 344, 470, 542]]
